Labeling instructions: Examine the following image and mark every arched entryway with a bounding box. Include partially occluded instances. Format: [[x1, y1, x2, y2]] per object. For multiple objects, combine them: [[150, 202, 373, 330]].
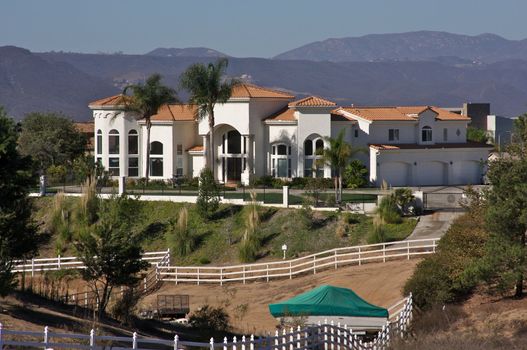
[[214, 124, 251, 183]]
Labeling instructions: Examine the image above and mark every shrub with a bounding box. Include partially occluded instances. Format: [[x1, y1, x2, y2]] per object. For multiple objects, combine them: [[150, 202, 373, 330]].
[[377, 195, 402, 224], [196, 168, 220, 219], [343, 160, 368, 189], [167, 207, 195, 257], [367, 218, 386, 244], [290, 177, 308, 189], [238, 193, 261, 262], [189, 305, 230, 332], [111, 289, 140, 325]]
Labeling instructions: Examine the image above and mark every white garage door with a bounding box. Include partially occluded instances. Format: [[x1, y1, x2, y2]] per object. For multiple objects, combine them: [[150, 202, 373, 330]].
[[417, 161, 446, 186], [379, 162, 410, 187], [452, 161, 481, 185]]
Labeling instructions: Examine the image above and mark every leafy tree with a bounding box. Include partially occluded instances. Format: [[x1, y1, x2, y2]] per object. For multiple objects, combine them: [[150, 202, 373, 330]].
[[189, 305, 230, 332], [343, 160, 368, 189], [74, 195, 149, 318], [123, 74, 178, 182], [180, 58, 237, 179], [18, 112, 87, 173], [47, 164, 68, 188], [196, 168, 220, 219], [513, 113, 527, 144], [467, 127, 491, 144], [320, 129, 357, 203], [0, 107, 39, 295], [392, 188, 415, 215]]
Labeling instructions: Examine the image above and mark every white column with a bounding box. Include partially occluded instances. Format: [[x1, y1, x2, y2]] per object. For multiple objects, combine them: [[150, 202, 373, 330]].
[[203, 135, 209, 169]]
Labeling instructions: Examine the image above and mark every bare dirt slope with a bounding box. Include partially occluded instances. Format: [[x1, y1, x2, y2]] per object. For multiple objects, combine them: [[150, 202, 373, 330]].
[[142, 259, 420, 334]]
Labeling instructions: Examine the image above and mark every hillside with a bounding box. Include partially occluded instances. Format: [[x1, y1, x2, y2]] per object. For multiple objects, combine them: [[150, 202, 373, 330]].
[[146, 47, 229, 58], [274, 31, 527, 63]]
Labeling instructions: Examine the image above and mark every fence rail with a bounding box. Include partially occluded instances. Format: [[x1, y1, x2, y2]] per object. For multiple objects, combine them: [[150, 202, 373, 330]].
[[158, 239, 438, 285], [0, 295, 412, 350], [12, 250, 170, 275]]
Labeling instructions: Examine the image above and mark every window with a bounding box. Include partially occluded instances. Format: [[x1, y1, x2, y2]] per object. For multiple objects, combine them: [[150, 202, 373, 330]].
[[108, 129, 119, 154], [128, 130, 138, 154], [354, 129, 359, 138], [421, 126, 432, 142], [150, 141, 163, 177], [109, 157, 119, 176], [96, 130, 102, 154], [271, 143, 292, 178], [128, 157, 139, 177], [304, 139, 313, 156], [315, 139, 324, 154], [304, 159, 313, 177], [227, 130, 241, 154], [176, 157, 183, 177], [177, 144, 183, 156], [388, 129, 399, 142], [443, 128, 448, 142], [304, 137, 324, 178]]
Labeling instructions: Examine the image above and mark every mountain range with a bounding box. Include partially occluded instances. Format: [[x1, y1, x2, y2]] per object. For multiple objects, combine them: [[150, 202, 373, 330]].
[[1, 31, 527, 121]]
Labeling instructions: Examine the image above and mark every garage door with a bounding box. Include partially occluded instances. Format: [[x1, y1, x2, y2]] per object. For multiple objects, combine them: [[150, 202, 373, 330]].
[[378, 162, 410, 187], [452, 161, 481, 185], [416, 161, 446, 186]]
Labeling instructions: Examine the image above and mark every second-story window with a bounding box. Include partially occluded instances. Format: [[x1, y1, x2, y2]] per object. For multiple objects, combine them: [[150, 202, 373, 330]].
[[108, 129, 119, 154], [128, 130, 138, 154], [443, 128, 448, 142], [422, 126, 433, 142], [388, 129, 399, 142], [96, 130, 102, 154]]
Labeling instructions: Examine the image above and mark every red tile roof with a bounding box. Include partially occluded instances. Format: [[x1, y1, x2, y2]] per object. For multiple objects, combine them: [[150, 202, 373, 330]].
[[88, 94, 132, 108], [288, 96, 336, 107], [335, 106, 471, 121], [264, 107, 296, 121], [369, 142, 492, 150], [187, 145, 204, 152], [151, 104, 197, 121], [230, 83, 294, 99]]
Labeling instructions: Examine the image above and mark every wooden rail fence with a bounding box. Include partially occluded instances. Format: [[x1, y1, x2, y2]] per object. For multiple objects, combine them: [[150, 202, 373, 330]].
[[158, 239, 438, 285]]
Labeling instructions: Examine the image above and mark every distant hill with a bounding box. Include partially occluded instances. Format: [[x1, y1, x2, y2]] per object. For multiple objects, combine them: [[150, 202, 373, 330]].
[[274, 31, 527, 63], [0, 46, 117, 120], [146, 47, 229, 58]]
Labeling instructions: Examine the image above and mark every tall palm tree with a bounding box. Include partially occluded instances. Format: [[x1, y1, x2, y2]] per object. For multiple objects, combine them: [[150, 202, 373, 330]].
[[320, 129, 355, 203], [180, 58, 237, 180], [123, 74, 178, 183]]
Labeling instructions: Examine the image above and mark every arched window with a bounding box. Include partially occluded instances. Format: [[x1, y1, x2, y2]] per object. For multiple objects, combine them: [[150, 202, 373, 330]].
[[271, 143, 292, 178], [304, 136, 324, 178], [128, 130, 138, 154], [421, 126, 433, 142], [150, 141, 163, 176], [108, 129, 119, 154], [96, 129, 102, 154], [227, 130, 241, 154]]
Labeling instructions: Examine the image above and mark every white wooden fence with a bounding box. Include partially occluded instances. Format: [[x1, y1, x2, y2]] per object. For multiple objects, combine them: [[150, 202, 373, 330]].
[[158, 238, 438, 285], [12, 250, 170, 276], [0, 295, 412, 350]]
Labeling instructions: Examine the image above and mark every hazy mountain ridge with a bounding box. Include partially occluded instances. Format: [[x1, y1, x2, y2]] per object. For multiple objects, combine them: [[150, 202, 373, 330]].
[[146, 47, 229, 58], [274, 31, 527, 63]]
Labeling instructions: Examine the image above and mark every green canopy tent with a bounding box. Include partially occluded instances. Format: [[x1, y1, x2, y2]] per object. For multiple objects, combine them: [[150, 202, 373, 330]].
[[269, 285, 388, 329]]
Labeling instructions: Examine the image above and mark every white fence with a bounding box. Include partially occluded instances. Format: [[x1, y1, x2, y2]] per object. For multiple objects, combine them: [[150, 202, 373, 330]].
[[158, 239, 438, 285], [12, 250, 170, 275], [0, 295, 412, 350]]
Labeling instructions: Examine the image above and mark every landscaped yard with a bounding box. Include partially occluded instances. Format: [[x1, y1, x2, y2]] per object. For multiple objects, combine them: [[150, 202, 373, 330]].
[[31, 196, 417, 265]]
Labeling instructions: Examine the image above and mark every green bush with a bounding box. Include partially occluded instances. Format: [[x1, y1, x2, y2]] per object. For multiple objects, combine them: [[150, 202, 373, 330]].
[[404, 210, 488, 309], [343, 160, 368, 189], [377, 195, 402, 224], [196, 168, 220, 219], [166, 207, 195, 257], [189, 305, 230, 332]]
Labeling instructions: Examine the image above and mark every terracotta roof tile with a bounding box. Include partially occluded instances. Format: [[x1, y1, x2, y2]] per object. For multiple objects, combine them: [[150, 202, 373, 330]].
[[288, 96, 336, 107], [264, 107, 296, 121], [369, 142, 492, 150], [337, 106, 471, 121], [187, 145, 204, 152], [151, 104, 197, 121], [88, 94, 132, 108], [230, 83, 294, 99]]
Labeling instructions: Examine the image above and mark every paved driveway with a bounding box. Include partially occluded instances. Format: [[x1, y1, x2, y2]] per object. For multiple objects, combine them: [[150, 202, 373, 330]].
[[406, 210, 463, 241]]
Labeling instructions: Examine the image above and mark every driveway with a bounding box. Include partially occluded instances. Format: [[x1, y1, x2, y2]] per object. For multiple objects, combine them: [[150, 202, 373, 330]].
[[406, 210, 463, 241]]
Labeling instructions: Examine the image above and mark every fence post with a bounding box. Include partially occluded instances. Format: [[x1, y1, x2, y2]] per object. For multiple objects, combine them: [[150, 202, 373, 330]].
[[358, 247, 361, 266], [220, 268, 223, 286], [266, 264, 269, 282], [330, 321, 334, 350], [407, 241, 410, 260], [281, 329, 286, 350], [58, 255, 61, 269], [289, 261, 292, 279], [233, 336, 237, 350], [132, 332, 138, 349], [274, 330, 279, 350], [144, 277, 147, 292], [31, 258, 35, 277], [90, 329, 95, 349], [175, 267, 178, 285], [44, 326, 49, 350], [197, 268, 200, 285], [296, 326, 301, 349], [324, 323, 328, 350], [243, 266, 246, 284], [224, 336, 228, 350], [289, 327, 293, 350], [242, 335, 246, 350], [383, 243, 386, 263], [211, 337, 215, 350], [250, 334, 255, 350], [313, 255, 316, 274], [174, 334, 179, 350], [334, 250, 338, 269]]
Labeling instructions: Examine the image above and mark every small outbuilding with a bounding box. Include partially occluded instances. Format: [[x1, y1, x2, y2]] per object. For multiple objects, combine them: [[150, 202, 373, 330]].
[[268, 285, 389, 330]]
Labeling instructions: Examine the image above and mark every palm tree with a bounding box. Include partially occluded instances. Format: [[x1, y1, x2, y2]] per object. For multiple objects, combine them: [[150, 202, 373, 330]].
[[320, 129, 356, 204], [123, 74, 178, 183], [180, 58, 237, 180]]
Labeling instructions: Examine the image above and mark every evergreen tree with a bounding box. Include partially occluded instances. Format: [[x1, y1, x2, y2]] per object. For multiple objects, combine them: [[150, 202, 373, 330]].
[[196, 168, 220, 219], [0, 107, 39, 295]]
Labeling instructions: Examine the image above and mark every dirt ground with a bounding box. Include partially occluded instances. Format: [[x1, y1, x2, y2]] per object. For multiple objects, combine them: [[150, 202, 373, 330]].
[[141, 259, 420, 334]]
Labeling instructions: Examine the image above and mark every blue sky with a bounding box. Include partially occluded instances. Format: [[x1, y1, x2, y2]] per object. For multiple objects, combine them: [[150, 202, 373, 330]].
[[1, 0, 525, 57]]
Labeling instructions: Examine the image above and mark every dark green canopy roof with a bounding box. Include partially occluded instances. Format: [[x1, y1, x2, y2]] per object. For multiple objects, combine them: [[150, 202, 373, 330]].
[[269, 285, 388, 318]]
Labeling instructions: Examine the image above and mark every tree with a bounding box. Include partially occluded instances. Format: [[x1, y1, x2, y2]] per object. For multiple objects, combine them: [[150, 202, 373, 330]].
[[320, 129, 355, 203], [74, 195, 149, 318], [467, 127, 491, 144], [196, 168, 220, 219], [343, 160, 368, 189], [123, 74, 178, 183], [180, 58, 237, 179], [18, 112, 87, 173], [513, 113, 527, 144], [0, 107, 39, 295]]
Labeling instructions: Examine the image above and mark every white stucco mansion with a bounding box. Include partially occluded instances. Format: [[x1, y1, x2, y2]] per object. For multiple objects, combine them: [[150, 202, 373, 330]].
[[89, 83, 492, 187]]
